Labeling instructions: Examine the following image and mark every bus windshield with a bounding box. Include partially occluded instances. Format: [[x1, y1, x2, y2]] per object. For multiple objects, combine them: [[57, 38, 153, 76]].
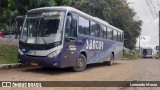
[[20, 11, 65, 44], [143, 49, 152, 55]]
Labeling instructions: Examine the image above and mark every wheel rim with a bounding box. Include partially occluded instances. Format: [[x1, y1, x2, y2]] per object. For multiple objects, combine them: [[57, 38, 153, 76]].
[[77, 58, 84, 68]]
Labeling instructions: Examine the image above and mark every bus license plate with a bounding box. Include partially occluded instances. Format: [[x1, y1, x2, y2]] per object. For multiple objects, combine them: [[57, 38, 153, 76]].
[[31, 63, 38, 66]]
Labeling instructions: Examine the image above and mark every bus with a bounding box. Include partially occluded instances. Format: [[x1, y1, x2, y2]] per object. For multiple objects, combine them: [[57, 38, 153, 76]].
[[142, 48, 153, 58], [15, 16, 24, 39], [18, 6, 124, 72]]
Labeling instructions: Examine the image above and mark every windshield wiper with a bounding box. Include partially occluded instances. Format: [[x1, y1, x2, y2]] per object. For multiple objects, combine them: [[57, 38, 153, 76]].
[[66, 37, 77, 41]]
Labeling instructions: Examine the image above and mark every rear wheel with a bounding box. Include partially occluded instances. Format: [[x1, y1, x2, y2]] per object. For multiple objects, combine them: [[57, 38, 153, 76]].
[[72, 54, 87, 72], [107, 54, 114, 66]]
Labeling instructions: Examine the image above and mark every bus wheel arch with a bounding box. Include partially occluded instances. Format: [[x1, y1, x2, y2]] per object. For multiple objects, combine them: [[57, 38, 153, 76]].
[[112, 52, 114, 60], [80, 51, 87, 60], [107, 52, 114, 66], [72, 51, 87, 72]]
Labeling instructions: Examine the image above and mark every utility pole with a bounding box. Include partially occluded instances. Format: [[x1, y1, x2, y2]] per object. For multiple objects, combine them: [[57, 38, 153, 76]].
[[139, 36, 141, 54], [139, 36, 145, 55], [159, 11, 160, 58]]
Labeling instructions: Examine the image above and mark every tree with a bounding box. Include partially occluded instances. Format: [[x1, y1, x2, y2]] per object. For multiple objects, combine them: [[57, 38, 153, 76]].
[[56, 0, 73, 6], [0, 0, 9, 30], [71, 0, 142, 49], [10, 0, 73, 15], [0, 0, 72, 38]]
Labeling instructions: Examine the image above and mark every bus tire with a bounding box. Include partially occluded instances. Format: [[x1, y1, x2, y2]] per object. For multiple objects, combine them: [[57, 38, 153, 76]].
[[107, 54, 114, 66], [72, 54, 87, 72]]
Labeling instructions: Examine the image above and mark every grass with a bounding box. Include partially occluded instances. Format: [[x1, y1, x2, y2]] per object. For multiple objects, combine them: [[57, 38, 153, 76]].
[[0, 45, 18, 64], [123, 53, 139, 59]]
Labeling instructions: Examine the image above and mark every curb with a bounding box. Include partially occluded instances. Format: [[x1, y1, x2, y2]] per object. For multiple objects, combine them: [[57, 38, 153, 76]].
[[0, 63, 28, 70]]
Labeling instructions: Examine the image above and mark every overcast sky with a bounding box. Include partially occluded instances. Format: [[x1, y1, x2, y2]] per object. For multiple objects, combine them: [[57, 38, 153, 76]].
[[126, 0, 160, 49]]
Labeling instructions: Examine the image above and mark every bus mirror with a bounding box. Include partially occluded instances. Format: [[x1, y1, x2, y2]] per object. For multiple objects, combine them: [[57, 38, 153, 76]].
[[15, 16, 24, 29], [71, 19, 77, 29], [15, 16, 24, 39], [15, 16, 24, 22]]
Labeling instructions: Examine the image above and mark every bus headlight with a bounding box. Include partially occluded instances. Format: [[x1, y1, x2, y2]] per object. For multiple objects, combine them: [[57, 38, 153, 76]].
[[18, 49, 24, 55], [48, 49, 61, 58]]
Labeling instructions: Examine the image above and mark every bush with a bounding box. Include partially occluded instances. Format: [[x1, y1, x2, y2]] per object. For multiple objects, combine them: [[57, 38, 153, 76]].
[[0, 45, 18, 64], [123, 53, 139, 59]]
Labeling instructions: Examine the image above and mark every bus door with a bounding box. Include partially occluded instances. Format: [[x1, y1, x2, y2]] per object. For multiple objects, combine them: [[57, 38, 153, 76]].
[[62, 12, 78, 67]]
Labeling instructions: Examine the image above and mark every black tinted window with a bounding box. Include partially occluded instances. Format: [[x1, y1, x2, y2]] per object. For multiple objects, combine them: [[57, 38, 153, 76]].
[[90, 21, 100, 37], [65, 13, 77, 38], [100, 26, 107, 39]]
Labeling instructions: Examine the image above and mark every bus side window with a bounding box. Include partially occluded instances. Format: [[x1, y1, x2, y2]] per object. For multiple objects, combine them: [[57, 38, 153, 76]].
[[117, 32, 120, 42], [104, 27, 107, 39], [107, 28, 112, 40], [111, 30, 113, 40], [65, 13, 77, 39], [113, 30, 117, 41], [78, 16, 89, 35], [100, 25, 104, 38], [95, 24, 100, 37], [90, 21, 100, 37]]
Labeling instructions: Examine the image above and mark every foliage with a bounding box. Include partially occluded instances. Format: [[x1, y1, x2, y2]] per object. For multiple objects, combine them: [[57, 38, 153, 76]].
[[0, 0, 73, 30], [71, 0, 142, 49], [10, 0, 56, 15], [123, 53, 139, 59], [0, 0, 141, 49]]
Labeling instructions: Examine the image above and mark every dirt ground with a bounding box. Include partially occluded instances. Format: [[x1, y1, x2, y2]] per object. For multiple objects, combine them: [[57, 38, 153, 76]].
[[0, 59, 160, 90]]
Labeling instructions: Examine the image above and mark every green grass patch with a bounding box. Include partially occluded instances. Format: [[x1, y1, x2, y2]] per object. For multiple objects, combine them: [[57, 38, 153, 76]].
[[0, 45, 18, 64], [123, 53, 139, 59]]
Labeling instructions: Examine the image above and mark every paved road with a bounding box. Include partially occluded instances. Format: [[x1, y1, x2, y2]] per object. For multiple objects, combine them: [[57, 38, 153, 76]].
[[0, 59, 160, 90]]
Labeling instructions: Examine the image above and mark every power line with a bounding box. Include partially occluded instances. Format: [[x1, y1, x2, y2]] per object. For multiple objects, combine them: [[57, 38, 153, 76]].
[[149, 0, 158, 18], [145, 0, 159, 28], [149, 0, 159, 18], [155, 0, 160, 11], [145, 0, 157, 21], [145, 0, 159, 41]]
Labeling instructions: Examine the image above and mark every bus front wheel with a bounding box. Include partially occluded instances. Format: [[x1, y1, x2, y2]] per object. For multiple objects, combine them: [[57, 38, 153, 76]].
[[107, 54, 114, 66], [72, 54, 87, 72]]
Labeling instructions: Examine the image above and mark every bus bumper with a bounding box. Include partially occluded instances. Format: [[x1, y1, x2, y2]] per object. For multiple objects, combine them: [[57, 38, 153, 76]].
[[18, 54, 61, 68], [143, 55, 152, 58]]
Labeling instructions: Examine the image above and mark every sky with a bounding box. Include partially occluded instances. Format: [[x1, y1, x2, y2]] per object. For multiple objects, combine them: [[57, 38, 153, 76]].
[[126, 0, 160, 50]]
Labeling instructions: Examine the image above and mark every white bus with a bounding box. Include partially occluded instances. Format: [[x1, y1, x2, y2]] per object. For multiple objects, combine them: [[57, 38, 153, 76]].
[[142, 48, 153, 58]]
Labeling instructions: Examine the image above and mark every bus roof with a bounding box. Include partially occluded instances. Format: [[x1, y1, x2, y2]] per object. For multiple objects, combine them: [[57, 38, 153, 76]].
[[28, 6, 123, 33]]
